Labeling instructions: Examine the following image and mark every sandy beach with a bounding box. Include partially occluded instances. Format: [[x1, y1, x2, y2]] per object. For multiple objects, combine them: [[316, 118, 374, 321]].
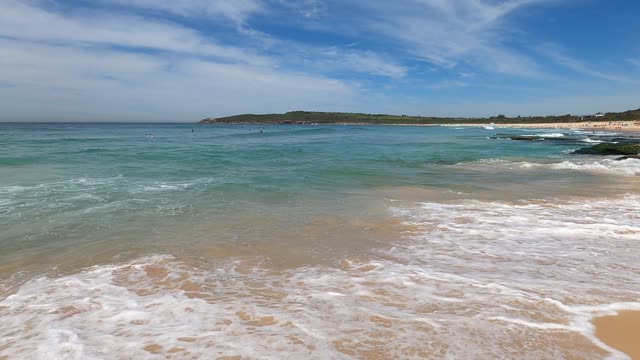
[[593, 311, 640, 359], [445, 121, 640, 132]]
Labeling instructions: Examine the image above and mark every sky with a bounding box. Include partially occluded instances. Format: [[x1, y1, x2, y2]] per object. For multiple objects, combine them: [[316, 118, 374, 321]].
[[1, 0, 639, 122]]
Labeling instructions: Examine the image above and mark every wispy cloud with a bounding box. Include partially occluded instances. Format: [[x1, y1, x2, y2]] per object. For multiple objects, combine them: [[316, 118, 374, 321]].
[[299, 0, 550, 77], [275, 45, 408, 79], [0, 38, 356, 121], [0, 0, 273, 66], [97, 0, 263, 24], [537, 44, 638, 84], [273, 0, 327, 18]]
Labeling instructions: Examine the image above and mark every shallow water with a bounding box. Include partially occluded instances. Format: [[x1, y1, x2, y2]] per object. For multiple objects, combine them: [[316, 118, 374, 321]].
[[0, 123, 639, 359]]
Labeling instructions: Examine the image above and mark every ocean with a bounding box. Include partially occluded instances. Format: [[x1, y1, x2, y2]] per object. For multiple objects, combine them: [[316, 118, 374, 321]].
[[1, 123, 639, 359]]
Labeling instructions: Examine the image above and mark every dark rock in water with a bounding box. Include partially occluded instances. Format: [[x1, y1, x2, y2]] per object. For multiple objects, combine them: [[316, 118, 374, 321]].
[[508, 136, 545, 141], [609, 137, 640, 144], [615, 155, 640, 161], [499, 135, 583, 142], [574, 143, 640, 155], [491, 134, 552, 141]]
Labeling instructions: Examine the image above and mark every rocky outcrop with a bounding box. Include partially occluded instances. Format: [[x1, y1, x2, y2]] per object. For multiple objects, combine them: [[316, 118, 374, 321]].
[[490, 134, 587, 142], [573, 143, 640, 156]]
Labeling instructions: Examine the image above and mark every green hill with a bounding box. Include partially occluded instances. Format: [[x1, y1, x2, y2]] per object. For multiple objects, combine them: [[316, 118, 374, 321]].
[[199, 109, 640, 125]]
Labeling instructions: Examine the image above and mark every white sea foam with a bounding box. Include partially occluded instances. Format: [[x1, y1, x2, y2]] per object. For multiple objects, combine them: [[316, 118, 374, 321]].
[[531, 133, 565, 138], [581, 138, 605, 143], [551, 158, 640, 176], [0, 176, 219, 220], [2, 195, 639, 359], [393, 195, 640, 358], [456, 157, 640, 176], [141, 184, 182, 192], [132, 179, 217, 194], [572, 130, 621, 136], [0, 176, 209, 200], [0, 185, 29, 194]]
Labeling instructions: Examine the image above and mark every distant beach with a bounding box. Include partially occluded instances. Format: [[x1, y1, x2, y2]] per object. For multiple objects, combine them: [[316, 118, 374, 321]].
[[444, 121, 640, 132]]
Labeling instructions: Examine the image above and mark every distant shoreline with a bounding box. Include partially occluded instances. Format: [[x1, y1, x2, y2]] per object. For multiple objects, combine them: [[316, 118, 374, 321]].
[[441, 121, 640, 132], [199, 108, 640, 127], [199, 120, 640, 132]]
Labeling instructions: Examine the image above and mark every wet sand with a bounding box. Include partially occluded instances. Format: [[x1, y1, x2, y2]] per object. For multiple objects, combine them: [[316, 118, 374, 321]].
[[593, 311, 640, 359]]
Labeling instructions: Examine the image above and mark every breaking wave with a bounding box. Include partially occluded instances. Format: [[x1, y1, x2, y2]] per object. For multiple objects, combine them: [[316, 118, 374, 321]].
[[2, 195, 639, 359]]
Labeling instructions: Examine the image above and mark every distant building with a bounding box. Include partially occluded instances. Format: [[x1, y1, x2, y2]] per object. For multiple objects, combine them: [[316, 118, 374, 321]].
[[595, 112, 605, 118]]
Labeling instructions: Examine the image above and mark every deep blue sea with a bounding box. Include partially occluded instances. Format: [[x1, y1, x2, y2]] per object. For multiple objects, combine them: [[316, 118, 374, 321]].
[[1, 123, 639, 359]]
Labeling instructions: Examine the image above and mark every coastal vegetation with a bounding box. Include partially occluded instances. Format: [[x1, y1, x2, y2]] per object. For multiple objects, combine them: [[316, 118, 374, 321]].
[[200, 108, 640, 125]]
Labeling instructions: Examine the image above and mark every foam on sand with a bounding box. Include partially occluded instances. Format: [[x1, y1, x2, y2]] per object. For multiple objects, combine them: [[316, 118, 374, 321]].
[[2, 195, 640, 359]]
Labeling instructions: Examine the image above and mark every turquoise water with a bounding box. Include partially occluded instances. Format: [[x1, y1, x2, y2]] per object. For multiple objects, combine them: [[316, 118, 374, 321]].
[[1, 123, 639, 359], [0, 123, 605, 263]]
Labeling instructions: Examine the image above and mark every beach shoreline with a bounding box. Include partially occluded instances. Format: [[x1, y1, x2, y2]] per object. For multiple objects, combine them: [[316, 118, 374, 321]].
[[206, 121, 640, 132], [440, 121, 640, 132]]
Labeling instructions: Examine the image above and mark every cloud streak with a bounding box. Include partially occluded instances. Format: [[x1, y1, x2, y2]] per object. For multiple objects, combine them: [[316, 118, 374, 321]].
[[292, 0, 550, 77], [97, 0, 263, 24], [0, 0, 272, 66], [0, 38, 356, 121], [537, 44, 638, 84]]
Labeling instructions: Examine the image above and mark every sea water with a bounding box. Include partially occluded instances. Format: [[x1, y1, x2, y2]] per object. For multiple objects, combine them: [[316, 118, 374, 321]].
[[0, 123, 639, 359]]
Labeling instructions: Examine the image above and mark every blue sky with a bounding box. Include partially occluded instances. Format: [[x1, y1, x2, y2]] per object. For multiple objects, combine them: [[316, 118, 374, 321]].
[[1, 0, 639, 121]]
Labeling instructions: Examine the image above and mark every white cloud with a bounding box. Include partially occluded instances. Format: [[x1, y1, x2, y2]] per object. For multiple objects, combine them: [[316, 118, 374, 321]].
[[337, 51, 407, 79], [0, 0, 271, 66], [386, 0, 549, 76], [98, 0, 263, 24], [273, 0, 327, 18], [0, 39, 356, 121], [278, 45, 408, 79], [292, 0, 550, 77], [0, 0, 407, 79]]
